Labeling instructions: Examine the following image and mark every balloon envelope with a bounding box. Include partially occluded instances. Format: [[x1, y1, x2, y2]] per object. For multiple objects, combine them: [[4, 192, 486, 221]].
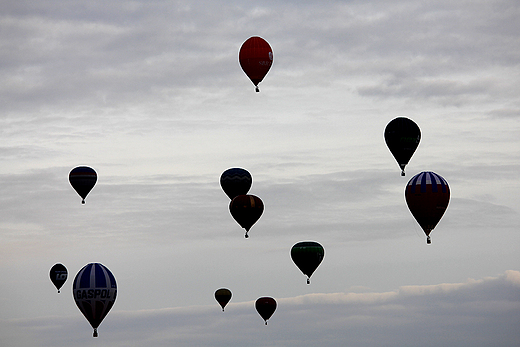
[[239, 36, 273, 92], [384, 117, 421, 176], [291, 241, 325, 284], [405, 171, 450, 244], [220, 168, 252, 200], [69, 166, 97, 204], [73, 263, 117, 337], [229, 195, 264, 238], [255, 297, 277, 325], [214, 288, 232, 311], [50, 263, 68, 293]]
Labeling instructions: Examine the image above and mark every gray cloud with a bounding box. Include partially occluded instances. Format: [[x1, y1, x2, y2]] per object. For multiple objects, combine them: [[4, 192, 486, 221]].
[[3, 270, 518, 347]]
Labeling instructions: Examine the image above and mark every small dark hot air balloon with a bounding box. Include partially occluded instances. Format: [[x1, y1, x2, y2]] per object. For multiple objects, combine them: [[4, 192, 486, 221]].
[[229, 195, 264, 238], [239, 36, 273, 92], [384, 117, 421, 176], [255, 297, 277, 325], [214, 288, 232, 311], [50, 263, 68, 293], [220, 168, 252, 200], [291, 241, 325, 284], [73, 263, 117, 337], [69, 166, 97, 204], [405, 171, 450, 244]]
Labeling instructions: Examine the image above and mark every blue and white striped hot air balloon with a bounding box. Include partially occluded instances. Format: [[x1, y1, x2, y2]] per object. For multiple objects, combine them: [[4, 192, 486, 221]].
[[73, 263, 117, 337], [405, 171, 450, 244]]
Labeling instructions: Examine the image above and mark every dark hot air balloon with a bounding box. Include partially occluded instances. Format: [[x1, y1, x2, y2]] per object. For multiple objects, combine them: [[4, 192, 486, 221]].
[[214, 288, 232, 311], [255, 297, 277, 325], [220, 168, 252, 200], [73, 263, 117, 337], [291, 241, 325, 284], [239, 36, 273, 92], [50, 263, 68, 293], [384, 117, 421, 176], [229, 195, 264, 238], [69, 166, 97, 204], [405, 171, 450, 244]]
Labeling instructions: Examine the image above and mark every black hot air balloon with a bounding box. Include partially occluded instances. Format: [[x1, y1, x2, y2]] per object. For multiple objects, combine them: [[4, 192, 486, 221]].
[[255, 297, 277, 325], [405, 171, 450, 244], [73, 263, 117, 337], [50, 263, 68, 293], [214, 288, 232, 311], [291, 241, 325, 284], [384, 117, 421, 176], [69, 166, 97, 204], [239, 36, 273, 92], [220, 168, 252, 200], [229, 195, 264, 238]]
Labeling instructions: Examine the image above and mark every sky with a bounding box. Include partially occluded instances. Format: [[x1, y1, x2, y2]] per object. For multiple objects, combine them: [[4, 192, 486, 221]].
[[1, 0, 519, 346]]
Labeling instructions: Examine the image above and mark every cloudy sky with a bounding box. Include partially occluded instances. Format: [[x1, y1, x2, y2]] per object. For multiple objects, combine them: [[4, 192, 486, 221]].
[[1, 0, 519, 346]]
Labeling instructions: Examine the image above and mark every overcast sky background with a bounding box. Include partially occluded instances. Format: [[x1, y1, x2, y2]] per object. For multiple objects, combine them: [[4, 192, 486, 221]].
[[1, 0, 519, 346]]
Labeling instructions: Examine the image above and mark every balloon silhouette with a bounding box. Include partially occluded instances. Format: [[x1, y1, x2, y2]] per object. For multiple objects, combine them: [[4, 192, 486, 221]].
[[239, 36, 273, 92], [220, 168, 252, 200], [69, 166, 97, 204], [291, 241, 325, 284], [49, 263, 68, 293], [229, 195, 264, 238], [384, 117, 421, 176], [73, 263, 117, 337], [255, 297, 277, 325], [214, 288, 232, 311], [405, 171, 450, 244]]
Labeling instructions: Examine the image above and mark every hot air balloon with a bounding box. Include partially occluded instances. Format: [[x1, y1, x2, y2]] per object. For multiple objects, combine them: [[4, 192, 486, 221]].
[[73, 263, 117, 337], [291, 241, 325, 284], [229, 195, 264, 238], [384, 117, 421, 176], [215, 288, 232, 311], [255, 297, 277, 325], [220, 168, 252, 200], [405, 171, 450, 244], [50, 263, 68, 293], [239, 36, 273, 92], [69, 166, 97, 204]]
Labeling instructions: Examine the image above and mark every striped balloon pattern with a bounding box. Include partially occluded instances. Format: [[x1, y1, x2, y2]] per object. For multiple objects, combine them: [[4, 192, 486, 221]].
[[405, 171, 450, 243], [69, 166, 97, 204], [73, 263, 117, 337]]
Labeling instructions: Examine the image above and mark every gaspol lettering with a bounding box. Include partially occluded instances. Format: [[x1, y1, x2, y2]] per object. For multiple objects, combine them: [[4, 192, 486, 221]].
[[75, 289, 113, 299]]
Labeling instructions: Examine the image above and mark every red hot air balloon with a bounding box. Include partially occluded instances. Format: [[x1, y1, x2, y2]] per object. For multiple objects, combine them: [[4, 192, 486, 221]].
[[69, 166, 97, 204], [229, 195, 264, 238], [239, 36, 273, 92], [214, 288, 232, 311], [255, 297, 277, 325], [73, 263, 117, 337], [405, 171, 450, 244]]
